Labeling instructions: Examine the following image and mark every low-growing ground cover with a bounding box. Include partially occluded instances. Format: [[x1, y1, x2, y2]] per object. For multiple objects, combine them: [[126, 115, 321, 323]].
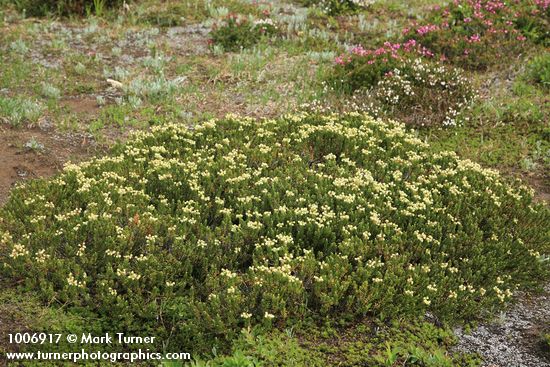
[[1, 113, 549, 364]]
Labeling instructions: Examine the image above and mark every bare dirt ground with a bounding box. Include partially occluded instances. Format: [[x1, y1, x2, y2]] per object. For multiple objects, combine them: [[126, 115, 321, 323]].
[[526, 175, 550, 204], [0, 124, 99, 204]]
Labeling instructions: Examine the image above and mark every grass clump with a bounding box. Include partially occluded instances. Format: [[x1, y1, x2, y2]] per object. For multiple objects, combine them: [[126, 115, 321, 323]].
[[136, 0, 268, 27], [40, 82, 61, 100], [1, 113, 548, 355], [10, 0, 126, 16], [0, 96, 42, 126], [9, 38, 28, 54], [123, 75, 185, 105]]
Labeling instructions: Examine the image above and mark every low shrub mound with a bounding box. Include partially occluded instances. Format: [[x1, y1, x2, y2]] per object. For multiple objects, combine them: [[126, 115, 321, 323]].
[[298, 0, 373, 15], [404, 0, 549, 70], [209, 14, 278, 52], [366, 58, 475, 126], [330, 41, 429, 93], [329, 44, 476, 126], [1, 113, 548, 353]]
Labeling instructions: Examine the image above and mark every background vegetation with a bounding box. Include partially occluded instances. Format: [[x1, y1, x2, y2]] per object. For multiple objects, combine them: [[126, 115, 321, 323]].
[[0, 0, 548, 365]]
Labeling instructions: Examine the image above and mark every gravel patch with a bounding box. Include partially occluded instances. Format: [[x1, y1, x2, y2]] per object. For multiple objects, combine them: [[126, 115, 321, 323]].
[[455, 283, 550, 367]]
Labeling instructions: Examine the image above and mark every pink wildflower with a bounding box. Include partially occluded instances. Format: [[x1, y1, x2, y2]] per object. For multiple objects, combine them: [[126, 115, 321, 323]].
[[335, 56, 347, 65], [468, 34, 481, 43]]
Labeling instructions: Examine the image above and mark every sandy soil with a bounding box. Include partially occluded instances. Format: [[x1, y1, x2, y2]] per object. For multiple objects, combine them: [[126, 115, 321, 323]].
[[0, 124, 98, 204]]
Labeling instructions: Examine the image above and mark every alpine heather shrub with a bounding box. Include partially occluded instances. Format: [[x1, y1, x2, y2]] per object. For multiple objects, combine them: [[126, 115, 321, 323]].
[[298, 0, 374, 15], [1, 113, 548, 353], [404, 0, 550, 70], [351, 58, 476, 127], [329, 43, 476, 126], [329, 41, 432, 93]]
